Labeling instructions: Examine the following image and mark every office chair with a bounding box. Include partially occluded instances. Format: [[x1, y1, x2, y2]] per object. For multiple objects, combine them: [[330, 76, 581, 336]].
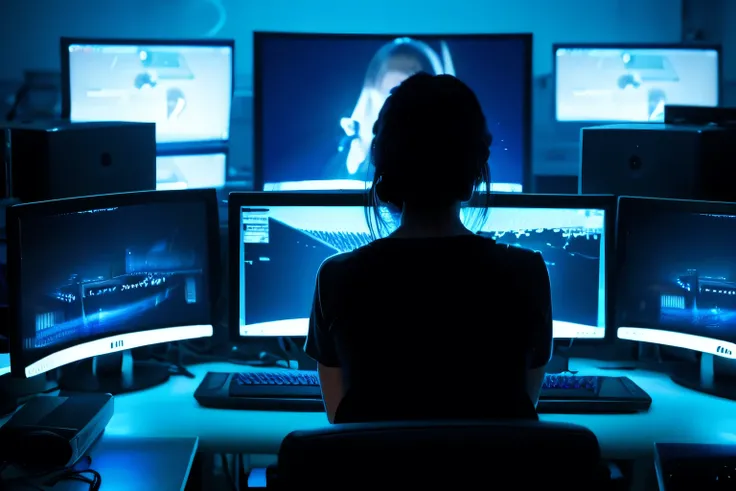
[[267, 420, 612, 489]]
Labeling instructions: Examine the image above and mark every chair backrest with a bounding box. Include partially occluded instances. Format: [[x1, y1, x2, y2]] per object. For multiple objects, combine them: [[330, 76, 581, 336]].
[[273, 420, 609, 489]]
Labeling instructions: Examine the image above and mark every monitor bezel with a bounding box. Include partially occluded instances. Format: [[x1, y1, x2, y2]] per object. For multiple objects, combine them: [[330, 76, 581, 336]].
[[59, 37, 235, 153], [252, 31, 533, 193], [228, 191, 615, 343], [615, 196, 736, 356], [6, 188, 222, 378], [552, 43, 723, 125]]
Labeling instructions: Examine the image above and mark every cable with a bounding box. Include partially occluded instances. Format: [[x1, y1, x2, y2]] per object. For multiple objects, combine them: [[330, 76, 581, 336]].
[[0, 456, 101, 491], [219, 453, 238, 491], [5, 83, 30, 122], [203, 0, 227, 38]]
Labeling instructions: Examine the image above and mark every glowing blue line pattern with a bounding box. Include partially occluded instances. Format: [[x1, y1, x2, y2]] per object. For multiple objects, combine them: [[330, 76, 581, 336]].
[[239, 206, 606, 338]]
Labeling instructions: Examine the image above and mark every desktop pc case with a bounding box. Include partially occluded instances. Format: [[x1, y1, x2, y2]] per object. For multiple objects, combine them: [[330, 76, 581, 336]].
[[580, 124, 736, 201], [0, 121, 156, 202]]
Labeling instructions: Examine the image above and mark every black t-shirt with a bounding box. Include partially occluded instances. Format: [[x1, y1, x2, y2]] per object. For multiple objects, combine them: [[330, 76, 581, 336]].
[[305, 234, 553, 423]]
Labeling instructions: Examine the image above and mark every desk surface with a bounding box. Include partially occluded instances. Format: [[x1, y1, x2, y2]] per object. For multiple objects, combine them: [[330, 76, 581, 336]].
[[4, 436, 197, 491], [103, 359, 736, 459]]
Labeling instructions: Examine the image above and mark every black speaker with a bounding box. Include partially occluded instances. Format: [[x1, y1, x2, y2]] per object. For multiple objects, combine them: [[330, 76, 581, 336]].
[[0, 121, 156, 202], [580, 124, 736, 201]]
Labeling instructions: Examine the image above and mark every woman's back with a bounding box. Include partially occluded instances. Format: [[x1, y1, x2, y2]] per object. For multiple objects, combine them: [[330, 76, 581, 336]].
[[304, 73, 552, 423], [306, 234, 552, 422]]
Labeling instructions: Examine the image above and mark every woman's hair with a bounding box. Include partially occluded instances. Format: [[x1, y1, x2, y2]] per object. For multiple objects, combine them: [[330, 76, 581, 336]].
[[366, 72, 492, 237]]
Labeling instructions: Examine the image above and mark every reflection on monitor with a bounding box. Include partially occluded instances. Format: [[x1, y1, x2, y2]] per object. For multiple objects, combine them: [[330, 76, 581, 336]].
[[617, 204, 736, 358], [156, 154, 227, 190], [255, 34, 529, 193], [555, 47, 719, 122], [15, 200, 214, 377], [67, 42, 233, 144], [238, 206, 605, 339]]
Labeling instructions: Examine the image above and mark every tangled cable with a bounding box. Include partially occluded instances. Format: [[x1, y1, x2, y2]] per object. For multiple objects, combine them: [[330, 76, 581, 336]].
[[0, 456, 101, 491]]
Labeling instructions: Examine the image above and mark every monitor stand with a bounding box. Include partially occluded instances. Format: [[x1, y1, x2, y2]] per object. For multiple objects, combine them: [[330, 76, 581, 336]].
[[545, 345, 572, 374], [59, 350, 171, 395], [670, 354, 736, 401]]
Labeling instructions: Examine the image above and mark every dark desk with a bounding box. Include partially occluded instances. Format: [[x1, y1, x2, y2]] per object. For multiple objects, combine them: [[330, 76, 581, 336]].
[[56, 436, 197, 491], [5, 357, 735, 490], [106, 359, 736, 460]]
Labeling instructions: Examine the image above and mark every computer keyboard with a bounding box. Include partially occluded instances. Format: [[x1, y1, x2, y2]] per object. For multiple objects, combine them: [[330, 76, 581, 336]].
[[194, 370, 652, 414]]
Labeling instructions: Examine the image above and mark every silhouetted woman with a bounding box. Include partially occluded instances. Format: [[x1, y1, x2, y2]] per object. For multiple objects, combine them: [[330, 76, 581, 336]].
[[305, 73, 553, 423]]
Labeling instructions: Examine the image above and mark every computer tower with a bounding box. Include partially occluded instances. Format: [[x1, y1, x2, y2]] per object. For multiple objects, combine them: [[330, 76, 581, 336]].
[[580, 124, 736, 201], [0, 121, 156, 202]]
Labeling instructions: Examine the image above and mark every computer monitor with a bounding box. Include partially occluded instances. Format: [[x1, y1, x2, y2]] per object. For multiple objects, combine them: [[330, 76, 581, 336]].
[[554, 44, 720, 123], [156, 152, 227, 191], [6, 189, 221, 393], [253, 32, 531, 193], [228, 192, 612, 341], [60, 38, 234, 147], [616, 196, 736, 399]]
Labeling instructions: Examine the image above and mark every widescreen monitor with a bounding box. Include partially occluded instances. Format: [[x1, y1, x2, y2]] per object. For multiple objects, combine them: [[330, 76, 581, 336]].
[[6, 189, 221, 379], [616, 196, 736, 358], [61, 38, 234, 146], [156, 153, 227, 191], [229, 193, 611, 341], [254, 32, 531, 193], [555, 44, 720, 123]]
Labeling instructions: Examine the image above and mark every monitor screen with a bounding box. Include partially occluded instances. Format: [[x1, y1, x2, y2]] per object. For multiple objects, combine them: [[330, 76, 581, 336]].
[[236, 205, 605, 339], [255, 33, 530, 193], [66, 42, 233, 144], [156, 153, 227, 191], [555, 46, 719, 122], [13, 197, 216, 377], [617, 201, 736, 357]]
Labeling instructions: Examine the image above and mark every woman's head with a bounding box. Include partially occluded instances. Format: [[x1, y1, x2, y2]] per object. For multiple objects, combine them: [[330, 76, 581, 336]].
[[368, 73, 492, 232]]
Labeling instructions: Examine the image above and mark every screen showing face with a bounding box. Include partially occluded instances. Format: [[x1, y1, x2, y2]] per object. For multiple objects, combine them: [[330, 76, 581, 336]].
[[68, 44, 233, 144], [617, 209, 736, 357], [18, 202, 213, 376], [238, 206, 605, 339], [257, 35, 528, 193], [156, 154, 227, 191], [555, 48, 719, 122]]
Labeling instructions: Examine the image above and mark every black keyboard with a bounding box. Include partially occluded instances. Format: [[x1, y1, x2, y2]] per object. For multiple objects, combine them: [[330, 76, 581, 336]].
[[194, 370, 652, 414]]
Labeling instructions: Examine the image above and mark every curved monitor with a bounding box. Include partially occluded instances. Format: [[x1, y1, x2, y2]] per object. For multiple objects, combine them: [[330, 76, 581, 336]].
[[253, 32, 531, 193], [616, 196, 736, 358], [60, 38, 234, 148], [228, 192, 613, 341], [6, 189, 221, 378], [554, 44, 720, 123]]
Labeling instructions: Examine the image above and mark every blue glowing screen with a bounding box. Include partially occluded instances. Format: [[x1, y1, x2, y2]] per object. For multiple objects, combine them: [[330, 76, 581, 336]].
[[68, 44, 233, 144], [156, 153, 227, 191], [619, 211, 736, 341], [555, 47, 719, 122], [238, 206, 605, 339], [257, 35, 528, 193], [19, 202, 213, 361]]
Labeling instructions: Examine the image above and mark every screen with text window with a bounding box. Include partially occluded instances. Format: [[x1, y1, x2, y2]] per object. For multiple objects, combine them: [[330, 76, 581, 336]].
[[257, 35, 528, 193], [68, 44, 233, 144], [555, 47, 719, 122], [238, 206, 606, 339]]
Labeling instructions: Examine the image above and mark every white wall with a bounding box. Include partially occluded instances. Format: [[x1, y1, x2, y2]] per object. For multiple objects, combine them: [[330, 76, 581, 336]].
[[0, 0, 684, 177]]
